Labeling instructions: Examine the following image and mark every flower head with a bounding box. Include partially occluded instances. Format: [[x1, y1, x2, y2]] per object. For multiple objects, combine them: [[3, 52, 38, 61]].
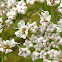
[[0, 39, 18, 54], [15, 20, 29, 39]]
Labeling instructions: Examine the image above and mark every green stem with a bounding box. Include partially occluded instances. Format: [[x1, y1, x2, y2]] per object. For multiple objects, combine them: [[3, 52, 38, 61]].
[[50, 6, 55, 20], [2, 54, 4, 62], [44, 0, 47, 10], [6, 54, 11, 62]]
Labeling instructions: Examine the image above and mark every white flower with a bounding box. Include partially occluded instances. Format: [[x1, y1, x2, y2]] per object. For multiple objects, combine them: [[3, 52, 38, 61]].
[[18, 47, 31, 58], [58, 3, 62, 13], [5, 19, 13, 25], [31, 51, 40, 61], [6, 7, 17, 20], [47, 50, 62, 62], [52, 60, 58, 62], [36, 0, 45, 3], [47, 49, 55, 58], [47, 49, 60, 58], [40, 50, 47, 59], [27, 22, 38, 33], [43, 59, 51, 62], [0, 1, 5, 8], [26, 0, 36, 5], [40, 11, 51, 24], [44, 42, 51, 50], [0, 39, 18, 54], [17, 0, 27, 14], [51, 41, 59, 48], [29, 34, 38, 43], [56, 19, 62, 32], [15, 20, 29, 39], [61, 0, 62, 2], [23, 39, 33, 48], [58, 38, 62, 45], [46, 0, 60, 6], [7, 0, 17, 8]]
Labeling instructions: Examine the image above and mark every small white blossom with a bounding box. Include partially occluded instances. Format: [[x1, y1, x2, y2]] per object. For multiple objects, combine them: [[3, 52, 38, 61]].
[[23, 39, 33, 48], [27, 22, 38, 33], [6, 7, 17, 20], [26, 0, 36, 5], [47, 49, 60, 58], [31, 51, 40, 61], [36, 0, 45, 3], [40, 11, 51, 24], [58, 38, 62, 45], [0, 1, 5, 8], [15, 20, 29, 39], [0, 39, 18, 54], [17, 0, 27, 14], [56, 19, 62, 32], [40, 50, 47, 59], [46, 0, 60, 6], [43, 59, 51, 62], [18, 47, 31, 58], [7, 0, 17, 8], [5, 19, 13, 25]]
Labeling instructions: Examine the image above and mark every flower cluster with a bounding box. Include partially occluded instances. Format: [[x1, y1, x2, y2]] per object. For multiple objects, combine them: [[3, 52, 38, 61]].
[[18, 47, 31, 58], [15, 11, 62, 61], [46, 0, 60, 6], [0, 0, 27, 25], [0, 38, 18, 54], [0, 0, 62, 62]]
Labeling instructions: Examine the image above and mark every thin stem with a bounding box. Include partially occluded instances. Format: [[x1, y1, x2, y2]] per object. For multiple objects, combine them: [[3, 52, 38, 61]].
[[6, 54, 11, 62], [50, 6, 55, 20], [2, 54, 4, 62]]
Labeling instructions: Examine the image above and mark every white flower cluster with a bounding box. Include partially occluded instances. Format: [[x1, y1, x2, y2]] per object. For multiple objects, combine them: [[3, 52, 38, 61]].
[[40, 11, 51, 23], [17, 0, 27, 14], [0, 0, 62, 62], [37, 0, 45, 3], [47, 49, 61, 58], [46, 0, 60, 6], [15, 11, 62, 61], [18, 47, 31, 58], [27, 22, 38, 33], [6, 0, 17, 9], [26, 0, 36, 5], [0, 1, 5, 8], [6, 7, 17, 24], [26, 0, 60, 6], [0, 38, 18, 54], [26, 0, 45, 5], [0, 0, 61, 25], [0, 0, 27, 25]]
